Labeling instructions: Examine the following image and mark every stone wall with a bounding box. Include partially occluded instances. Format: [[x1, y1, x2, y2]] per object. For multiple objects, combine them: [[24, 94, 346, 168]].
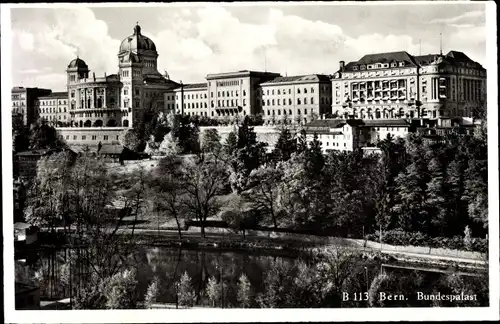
[[57, 127, 127, 146], [199, 126, 282, 151], [58, 125, 283, 150]]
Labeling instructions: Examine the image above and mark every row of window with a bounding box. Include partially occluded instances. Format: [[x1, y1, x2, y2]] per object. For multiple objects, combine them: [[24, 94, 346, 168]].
[[325, 142, 347, 148], [12, 101, 25, 107], [263, 97, 332, 106], [265, 108, 311, 116], [352, 62, 406, 71], [264, 87, 318, 96], [216, 80, 240, 87], [42, 115, 67, 120], [39, 107, 67, 113], [40, 100, 67, 105], [66, 134, 120, 141]]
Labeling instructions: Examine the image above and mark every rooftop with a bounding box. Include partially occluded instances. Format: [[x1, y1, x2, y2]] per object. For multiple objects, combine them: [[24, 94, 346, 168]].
[[261, 74, 331, 85], [98, 144, 125, 155], [179, 82, 208, 90], [38, 92, 68, 99], [304, 118, 410, 130], [206, 70, 281, 79], [340, 50, 484, 73]]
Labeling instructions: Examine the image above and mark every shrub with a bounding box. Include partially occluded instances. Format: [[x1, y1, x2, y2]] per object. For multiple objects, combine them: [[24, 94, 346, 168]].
[[366, 230, 487, 253]]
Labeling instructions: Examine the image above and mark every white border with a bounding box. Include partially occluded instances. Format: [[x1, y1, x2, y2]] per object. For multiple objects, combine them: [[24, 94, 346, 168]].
[[2, 1, 499, 323]]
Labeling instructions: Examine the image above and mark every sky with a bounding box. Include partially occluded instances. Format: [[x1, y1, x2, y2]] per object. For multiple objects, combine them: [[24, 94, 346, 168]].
[[9, 2, 487, 92]]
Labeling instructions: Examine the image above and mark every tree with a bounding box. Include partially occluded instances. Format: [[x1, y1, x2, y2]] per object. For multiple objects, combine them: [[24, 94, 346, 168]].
[[158, 132, 181, 156], [205, 276, 221, 307], [272, 127, 297, 162], [463, 225, 472, 251], [144, 277, 159, 309], [172, 114, 201, 154], [25, 152, 148, 308], [223, 131, 238, 156], [242, 165, 285, 230], [120, 129, 143, 152], [103, 269, 138, 309], [177, 271, 195, 307], [202, 128, 222, 154], [150, 155, 186, 238], [425, 158, 448, 236], [29, 119, 67, 150], [180, 155, 228, 238], [237, 273, 252, 308]]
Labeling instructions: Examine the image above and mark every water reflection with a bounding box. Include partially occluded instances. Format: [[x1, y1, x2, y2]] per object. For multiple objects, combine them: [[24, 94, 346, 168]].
[[19, 246, 488, 308]]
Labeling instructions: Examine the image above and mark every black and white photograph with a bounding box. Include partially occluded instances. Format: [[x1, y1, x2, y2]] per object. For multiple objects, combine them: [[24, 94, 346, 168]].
[[2, 1, 499, 322]]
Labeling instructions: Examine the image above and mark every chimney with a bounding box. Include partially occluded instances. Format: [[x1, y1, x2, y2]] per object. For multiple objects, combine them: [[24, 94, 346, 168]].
[[339, 61, 345, 72], [104, 72, 107, 78], [93, 72, 96, 81]]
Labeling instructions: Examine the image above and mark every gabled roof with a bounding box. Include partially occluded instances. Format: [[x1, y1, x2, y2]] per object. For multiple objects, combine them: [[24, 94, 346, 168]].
[[343, 51, 418, 72], [261, 74, 331, 85], [446, 50, 472, 62]]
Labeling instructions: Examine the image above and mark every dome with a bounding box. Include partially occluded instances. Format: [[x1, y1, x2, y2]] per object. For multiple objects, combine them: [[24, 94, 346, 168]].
[[119, 24, 156, 54], [67, 57, 88, 69]]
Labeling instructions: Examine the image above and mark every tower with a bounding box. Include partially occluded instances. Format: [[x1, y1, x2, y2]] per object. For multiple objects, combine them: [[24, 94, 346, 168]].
[[117, 23, 159, 127]]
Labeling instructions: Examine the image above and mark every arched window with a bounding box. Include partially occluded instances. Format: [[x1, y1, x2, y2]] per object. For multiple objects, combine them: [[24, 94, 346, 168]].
[[311, 87, 314, 93], [123, 119, 129, 127], [297, 99, 301, 105], [289, 109, 292, 115], [298, 109, 301, 115], [304, 88, 307, 94], [93, 119, 103, 127], [84, 120, 92, 127], [304, 98, 308, 105], [97, 97, 102, 108]]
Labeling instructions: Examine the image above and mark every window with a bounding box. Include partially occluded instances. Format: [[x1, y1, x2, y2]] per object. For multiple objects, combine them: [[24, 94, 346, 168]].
[[304, 88, 307, 94], [277, 99, 280, 105], [272, 99, 275, 106], [298, 109, 301, 115], [124, 89, 128, 95], [289, 89, 291, 94], [298, 88, 301, 94], [73, 135, 77, 140], [272, 89, 275, 95], [82, 135, 86, 140], [311, 98, 314, 104], [298, 98, 301, 105], [289, 99, 292, 105], [243, 90, 246, 96], [304, 109, 308, 115], [92, 135, 97, 140], [304, 98, 308, 104], [243, 99, 246, 106]]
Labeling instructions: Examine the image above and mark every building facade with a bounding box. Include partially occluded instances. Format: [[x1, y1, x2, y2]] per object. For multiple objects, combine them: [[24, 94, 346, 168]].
[[304, 119, 411, 153], [36, 92, 69, 126], [64, 23, 178, 130], [260, 74, 332, 125], [12, 87, 52, 126], [331, 50, 486, 120]]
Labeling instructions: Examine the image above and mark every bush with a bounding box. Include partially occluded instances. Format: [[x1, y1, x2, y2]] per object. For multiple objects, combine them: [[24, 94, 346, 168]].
[[365, 229, 487, 253]]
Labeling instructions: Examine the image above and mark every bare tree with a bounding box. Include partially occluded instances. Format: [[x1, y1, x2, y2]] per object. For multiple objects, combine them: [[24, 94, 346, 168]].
[[180, 155, 229, 238]]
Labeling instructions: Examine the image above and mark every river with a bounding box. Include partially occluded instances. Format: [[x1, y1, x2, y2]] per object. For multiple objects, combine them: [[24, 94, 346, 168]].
[[16, 245, 489, 308]]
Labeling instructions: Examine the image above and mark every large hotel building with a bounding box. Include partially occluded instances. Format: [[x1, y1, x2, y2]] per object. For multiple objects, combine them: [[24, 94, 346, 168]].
[[12, 23, 486, 148], [331, 51, 486, 120]]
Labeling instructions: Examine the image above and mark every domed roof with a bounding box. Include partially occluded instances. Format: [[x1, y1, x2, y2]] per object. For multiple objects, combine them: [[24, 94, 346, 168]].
[[119, 24, 156, 54], [68, 57, 88, 69]]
